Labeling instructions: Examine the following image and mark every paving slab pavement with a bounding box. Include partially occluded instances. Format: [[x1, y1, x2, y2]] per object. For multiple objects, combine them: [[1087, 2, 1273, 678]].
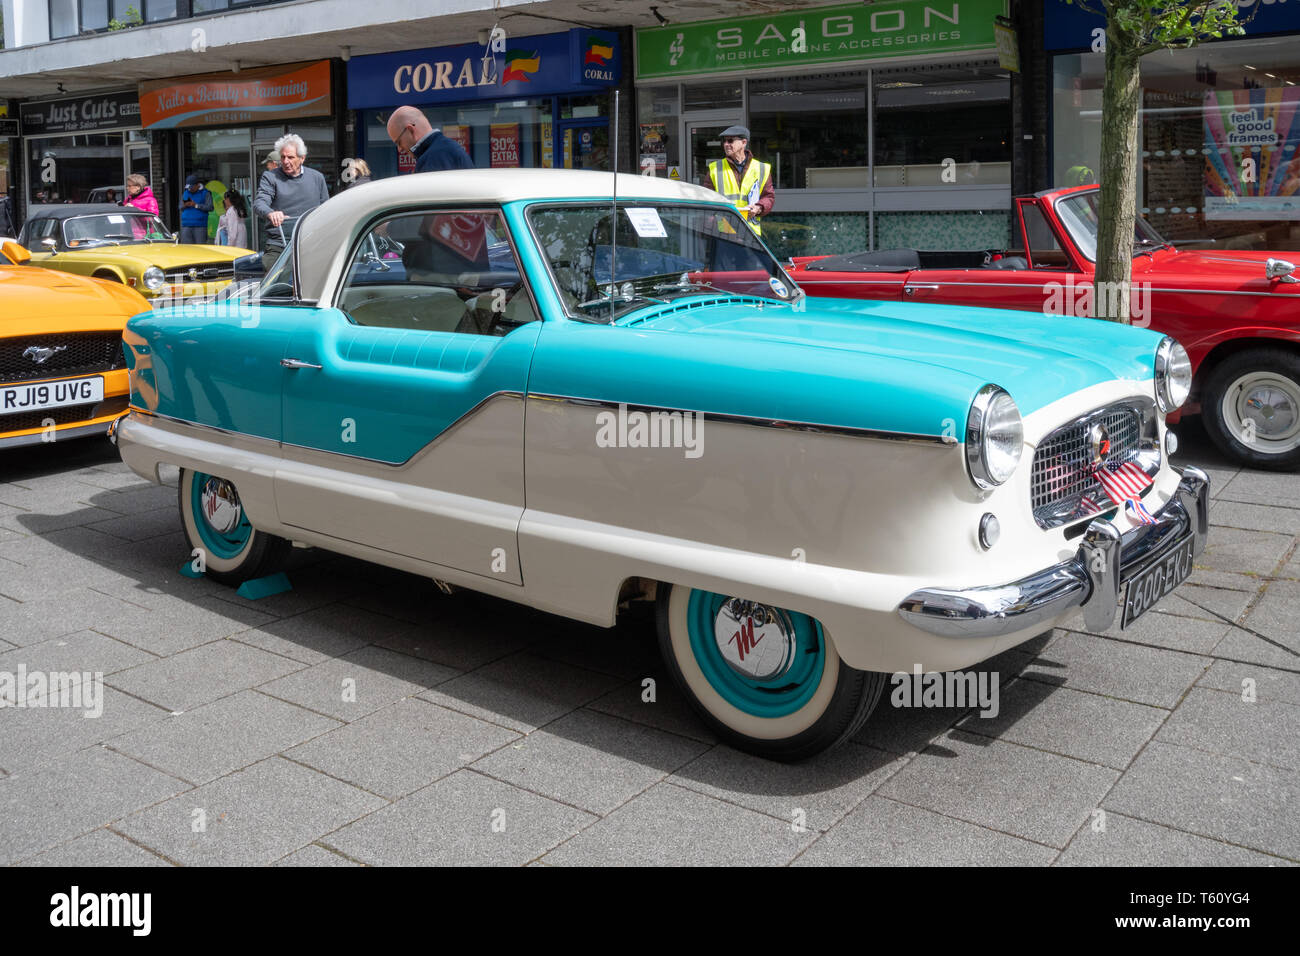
[[1, 425, 1297, 865]]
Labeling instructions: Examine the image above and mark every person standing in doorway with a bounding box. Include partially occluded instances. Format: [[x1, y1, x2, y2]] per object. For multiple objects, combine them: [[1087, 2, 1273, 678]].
[[179, 174, 214, 245], [386, 106, 474, 172], [253, 133, 330, 271], [707, 125, 774, 235]]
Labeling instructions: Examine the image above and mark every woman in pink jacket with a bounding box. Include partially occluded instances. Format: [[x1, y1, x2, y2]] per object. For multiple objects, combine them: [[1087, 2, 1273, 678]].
[[124, 173, 160, 215]]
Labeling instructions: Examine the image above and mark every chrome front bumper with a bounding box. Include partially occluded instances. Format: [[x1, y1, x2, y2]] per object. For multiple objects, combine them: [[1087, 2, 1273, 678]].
[[897, 466, 1210, 638]]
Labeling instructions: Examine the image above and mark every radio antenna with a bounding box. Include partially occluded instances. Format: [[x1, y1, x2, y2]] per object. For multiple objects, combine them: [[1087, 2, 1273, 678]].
[[609, 89, 619, 324]]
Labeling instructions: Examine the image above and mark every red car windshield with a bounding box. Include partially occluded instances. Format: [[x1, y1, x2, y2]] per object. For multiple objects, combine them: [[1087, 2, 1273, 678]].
[[1055, 191, 1168, 262]]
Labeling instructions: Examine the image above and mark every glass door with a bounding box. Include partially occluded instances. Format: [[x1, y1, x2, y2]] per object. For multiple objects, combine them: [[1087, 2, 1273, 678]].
[[684, 117, 734, 190], [249, 141, 279, 252]]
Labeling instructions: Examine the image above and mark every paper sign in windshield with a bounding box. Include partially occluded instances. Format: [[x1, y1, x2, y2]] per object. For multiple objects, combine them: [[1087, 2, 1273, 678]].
[[624, 207, 668, 238], [108, 215, 125, 224]]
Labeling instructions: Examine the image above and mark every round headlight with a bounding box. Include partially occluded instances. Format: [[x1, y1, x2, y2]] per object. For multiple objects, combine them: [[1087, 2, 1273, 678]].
[[1155, 336, 1193, 412], [966, 385, 1024, 490], [142, 266, 165, 292]]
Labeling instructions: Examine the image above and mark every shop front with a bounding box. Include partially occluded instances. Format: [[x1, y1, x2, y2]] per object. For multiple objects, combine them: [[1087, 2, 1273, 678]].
[[635, 0, 1014, 260], [19, 89, 146, 213], [1048, 1, 1300, 251], [348, 28, 622, 179], [138, 60, 337, 249]]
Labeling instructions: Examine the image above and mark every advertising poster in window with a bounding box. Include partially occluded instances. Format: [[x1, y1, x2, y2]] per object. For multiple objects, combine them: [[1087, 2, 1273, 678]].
[[490, 123, 521, 167], [1204, 88, 1300, 220], [444, 124, 472, 155], [640, 122, 667, 173], [541, 119, 554, 168]]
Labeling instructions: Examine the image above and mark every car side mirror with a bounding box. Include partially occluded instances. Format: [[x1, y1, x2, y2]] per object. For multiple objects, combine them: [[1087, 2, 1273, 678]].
[[1266, 257, 1297, 283], [1, 240, 31, 265], [41, 237, 58, 254]]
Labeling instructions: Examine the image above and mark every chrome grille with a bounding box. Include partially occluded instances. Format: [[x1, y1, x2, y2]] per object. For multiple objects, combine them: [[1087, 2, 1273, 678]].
[[1032, 403, 1154, 528], [163, 262, 235, 284]]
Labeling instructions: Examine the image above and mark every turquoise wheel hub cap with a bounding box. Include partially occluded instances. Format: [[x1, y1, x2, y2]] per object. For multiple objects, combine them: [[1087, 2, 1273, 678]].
[[686, 590, 826, 718], [191, 472, 252, 560]]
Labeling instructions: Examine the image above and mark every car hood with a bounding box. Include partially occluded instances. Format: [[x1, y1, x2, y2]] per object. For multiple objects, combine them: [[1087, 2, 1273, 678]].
[[0, 264, 149, 331], [622, 295, 1165, 416], [36, 244, 256, 267], [1145, 247, 1300, 291]]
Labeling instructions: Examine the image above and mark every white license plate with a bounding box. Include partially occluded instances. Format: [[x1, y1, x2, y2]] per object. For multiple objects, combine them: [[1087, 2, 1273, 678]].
[[1, 376, 104, 413], [1121, 534, 1195, 628]]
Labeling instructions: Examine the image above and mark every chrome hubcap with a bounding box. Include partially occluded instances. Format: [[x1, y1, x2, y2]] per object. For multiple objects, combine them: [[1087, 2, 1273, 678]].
[[713, 599, 797, 681], [1224, 372, 1300, 451], [199, 476, 243, 534]]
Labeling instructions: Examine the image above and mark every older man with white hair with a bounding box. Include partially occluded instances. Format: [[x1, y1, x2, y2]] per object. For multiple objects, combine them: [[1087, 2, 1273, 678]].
[[253, 132, 330, 270]]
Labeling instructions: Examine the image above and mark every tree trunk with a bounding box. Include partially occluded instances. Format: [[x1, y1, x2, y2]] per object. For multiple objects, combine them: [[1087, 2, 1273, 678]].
[[1094, 31, 1143, 323]]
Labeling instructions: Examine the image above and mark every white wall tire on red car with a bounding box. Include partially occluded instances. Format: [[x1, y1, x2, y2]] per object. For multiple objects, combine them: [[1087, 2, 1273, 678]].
[[656, 583, 886, 761]]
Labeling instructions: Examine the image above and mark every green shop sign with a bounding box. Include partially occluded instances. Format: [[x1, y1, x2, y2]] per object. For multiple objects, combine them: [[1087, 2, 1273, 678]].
[[635, 0, 1007, 80]]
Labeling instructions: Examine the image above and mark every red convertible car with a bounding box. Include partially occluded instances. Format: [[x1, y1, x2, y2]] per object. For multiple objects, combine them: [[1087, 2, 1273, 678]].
[[788, 184, 1300, 470]]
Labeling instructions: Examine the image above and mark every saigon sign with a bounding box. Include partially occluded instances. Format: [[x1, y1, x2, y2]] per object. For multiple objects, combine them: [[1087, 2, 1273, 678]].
[[635, 0, 1007, 80]]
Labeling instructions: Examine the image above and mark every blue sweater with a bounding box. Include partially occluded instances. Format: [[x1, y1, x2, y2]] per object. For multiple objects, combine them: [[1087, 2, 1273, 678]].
[[180, 186, 213, 227]]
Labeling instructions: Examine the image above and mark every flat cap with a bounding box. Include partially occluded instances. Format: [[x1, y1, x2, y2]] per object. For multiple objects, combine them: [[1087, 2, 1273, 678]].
[[720, 125, 750, 140]]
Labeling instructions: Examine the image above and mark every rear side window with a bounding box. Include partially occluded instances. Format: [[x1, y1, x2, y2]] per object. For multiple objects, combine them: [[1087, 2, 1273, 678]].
[[336, 209, 537, 336]]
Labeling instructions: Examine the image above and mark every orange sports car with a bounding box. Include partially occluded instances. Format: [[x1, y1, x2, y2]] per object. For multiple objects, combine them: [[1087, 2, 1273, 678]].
[[1, 238, 149, 449]]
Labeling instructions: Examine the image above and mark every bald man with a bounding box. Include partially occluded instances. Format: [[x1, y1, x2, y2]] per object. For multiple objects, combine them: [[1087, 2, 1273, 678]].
[[386, 105, 474, 173]]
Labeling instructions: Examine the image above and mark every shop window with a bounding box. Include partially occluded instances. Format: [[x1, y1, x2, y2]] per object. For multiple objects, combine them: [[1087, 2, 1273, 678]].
[[638, 87, 679, 177], [363, 101, 547, 177], [875, 210, 1011, 252], [28, 134, 125, 205], [872, 62, 1011, 187], [561, 96, 606, 120], [683, 82, 741, 111], [1054, 36, 1300, 251], [749, 73, 869, 190]]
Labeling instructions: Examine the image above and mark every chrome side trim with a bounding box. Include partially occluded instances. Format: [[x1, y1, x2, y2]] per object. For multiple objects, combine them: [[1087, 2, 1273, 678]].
[[138, 390, 527, 466], [527, 393, 958, 445], [897, 469, 1209, 638]]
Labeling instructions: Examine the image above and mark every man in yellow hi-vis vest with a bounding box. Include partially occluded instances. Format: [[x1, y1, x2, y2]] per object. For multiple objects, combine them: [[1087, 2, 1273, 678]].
[[707, 125, 774, 235]]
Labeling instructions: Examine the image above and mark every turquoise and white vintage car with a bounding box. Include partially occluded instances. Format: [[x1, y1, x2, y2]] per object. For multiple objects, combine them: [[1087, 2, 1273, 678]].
[[114, 170, 1209, 761]]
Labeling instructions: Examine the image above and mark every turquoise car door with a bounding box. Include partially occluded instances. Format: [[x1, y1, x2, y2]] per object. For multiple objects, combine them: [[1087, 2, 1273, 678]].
[[274, 208, 541, 584]]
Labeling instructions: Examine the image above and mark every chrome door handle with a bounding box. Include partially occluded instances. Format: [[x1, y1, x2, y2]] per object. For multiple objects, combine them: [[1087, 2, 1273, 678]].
[[904, 284, 941, 295], [280, 358, 322, 369]]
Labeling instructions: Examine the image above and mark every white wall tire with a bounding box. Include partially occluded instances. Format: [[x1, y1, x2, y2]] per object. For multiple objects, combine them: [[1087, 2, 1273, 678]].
[[177, 468, 289, 586], [656, 583, 885, 761]]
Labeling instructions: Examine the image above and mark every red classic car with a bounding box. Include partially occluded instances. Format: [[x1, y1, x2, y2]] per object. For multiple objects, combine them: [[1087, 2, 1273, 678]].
[[787, 184, 1300, 470]]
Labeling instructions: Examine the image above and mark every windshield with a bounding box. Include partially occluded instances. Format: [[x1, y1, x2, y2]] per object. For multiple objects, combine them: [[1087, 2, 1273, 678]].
[[526, 202, 801, 321], [1055, 191, 1168, 262], [59, 212, 174, 248]]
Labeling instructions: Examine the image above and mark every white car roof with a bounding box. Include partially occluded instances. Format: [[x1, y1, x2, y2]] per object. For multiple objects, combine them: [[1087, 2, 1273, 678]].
[[296, 169, 723, 301]]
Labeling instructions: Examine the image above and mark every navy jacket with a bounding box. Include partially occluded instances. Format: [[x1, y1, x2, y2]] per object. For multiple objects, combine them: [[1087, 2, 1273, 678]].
[[412, 130, 474, 173]]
